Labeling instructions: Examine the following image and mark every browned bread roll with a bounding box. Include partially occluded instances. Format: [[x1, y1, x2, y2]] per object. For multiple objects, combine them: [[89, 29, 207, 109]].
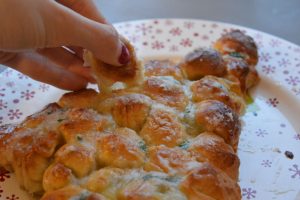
[[0, 30, 260, 200], [84, 38, 144, 93], [180, 47, 227, 80], [214, 30, 258, 66]]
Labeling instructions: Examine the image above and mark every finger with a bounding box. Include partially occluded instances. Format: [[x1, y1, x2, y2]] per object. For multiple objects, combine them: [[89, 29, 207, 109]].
[[44, 1, 128, 66], [58, 0, 112, 61], [65, 46, 84, 60], [3, 51, 88, 91], [56, 0, 107, 23], [37, 47, 95, 83]]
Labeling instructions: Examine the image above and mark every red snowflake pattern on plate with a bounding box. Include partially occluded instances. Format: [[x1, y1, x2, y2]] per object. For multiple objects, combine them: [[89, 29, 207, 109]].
[[7, 109, 23, 120], [17, 73, 28, 80], [255, 129, 268, 137], [285, 76, 300, 86], [5, 82, 15, 88], [20, 90, 35, 100], [262, 65, 275, 74], [266, 98, 279, 107], [39, 83, 50, 92], [292, 88, 300, 96], [5, 194, 19, 200], [260, 52, 272, 62], [0, 100, 8, 110], [269, 38, 281, 48], [0, 88, 5, 97], [261, 160, 272, 167], [0, 167, 10, 182], [289, 164, 300, 179], [3, 70, 13, 77], [169, 27, 182, 36], [135, 23, 153, 35], [180, 38, 193, 47], [242, 188, 257, 199], [278, 58, 291, 68], [151, 41, 165, 50], [183, 21, 194, 29], [294, 134, 300, 141]]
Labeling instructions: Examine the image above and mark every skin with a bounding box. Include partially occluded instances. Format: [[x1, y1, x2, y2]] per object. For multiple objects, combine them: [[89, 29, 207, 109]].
[[0, 0, 126, 90]]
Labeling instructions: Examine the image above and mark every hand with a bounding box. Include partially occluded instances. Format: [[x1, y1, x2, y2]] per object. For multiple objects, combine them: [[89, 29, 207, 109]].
[[0, 0, 129, 90]]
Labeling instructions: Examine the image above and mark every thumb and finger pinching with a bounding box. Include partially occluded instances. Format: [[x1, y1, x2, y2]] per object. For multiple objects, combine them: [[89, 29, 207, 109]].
[[45, 1, 130, 66]]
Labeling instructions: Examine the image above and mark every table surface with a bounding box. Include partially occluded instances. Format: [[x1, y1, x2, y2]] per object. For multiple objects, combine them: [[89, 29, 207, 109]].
[[1, 0, 299, 72]]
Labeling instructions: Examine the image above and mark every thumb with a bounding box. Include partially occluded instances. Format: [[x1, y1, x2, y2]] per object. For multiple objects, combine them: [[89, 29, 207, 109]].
[[44, 1, 129, 66]]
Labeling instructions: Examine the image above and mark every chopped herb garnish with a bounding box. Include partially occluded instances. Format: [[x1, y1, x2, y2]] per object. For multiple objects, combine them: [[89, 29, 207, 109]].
[[143, 174, 162, 181], [165, 176, 181, 183], [229, 52, 245, 59], [143, 174, 156, 181], [76, 135, 83, 141], [139, 141, 147, 152], [76, 191, 90, 200], [57, 118, 65, 122], [245, 94, 254, 104], [178, 140, 190, 150], [143, 174, 180, 183]]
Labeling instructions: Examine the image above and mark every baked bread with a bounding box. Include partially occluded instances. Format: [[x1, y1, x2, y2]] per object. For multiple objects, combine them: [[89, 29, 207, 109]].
[[84, 38, 144, 93], [0, 30, 259, 200]]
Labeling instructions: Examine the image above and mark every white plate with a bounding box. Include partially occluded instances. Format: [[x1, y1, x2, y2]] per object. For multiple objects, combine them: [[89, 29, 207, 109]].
[[0, 19, 300, 200]]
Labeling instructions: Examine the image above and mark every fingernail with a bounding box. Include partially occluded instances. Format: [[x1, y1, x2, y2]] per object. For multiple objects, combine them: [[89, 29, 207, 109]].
[[118, 44, 130, 65]]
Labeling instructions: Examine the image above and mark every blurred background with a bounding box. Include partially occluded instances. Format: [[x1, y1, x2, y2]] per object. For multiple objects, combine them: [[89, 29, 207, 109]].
[[96, 0, 300, 45]]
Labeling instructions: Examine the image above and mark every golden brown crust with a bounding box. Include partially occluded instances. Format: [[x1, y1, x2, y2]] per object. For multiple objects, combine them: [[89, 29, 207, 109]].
[[194, 100, 241, 151], [224, 56, 250, 92], [179, 162, 241, 200], [84, 39, 144, 93], [0, 31, 260, 199], [96, 128, 145, 168], [143, 76, 188, 111], [224, 56, 260, 94], [180, 48, 227, 80], [144, 145, 200, 175], [55, 144, 96, 178], [140, 108, 187, 147], [188, 132, 240, 180], [85, 167, 125, 195], [144, 60, 184, 81], [190, 75, 246, 114], [214, 30, 258, 65], [43, 163, 74, 192], [111, 93, 152, 131], [58, 89, 99, 109]]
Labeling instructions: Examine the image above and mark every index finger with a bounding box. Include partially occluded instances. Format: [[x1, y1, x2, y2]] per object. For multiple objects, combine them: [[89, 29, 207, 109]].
[[56, 0, 108, 24]]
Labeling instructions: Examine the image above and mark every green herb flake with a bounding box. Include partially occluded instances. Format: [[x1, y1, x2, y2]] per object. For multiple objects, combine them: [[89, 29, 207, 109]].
[[142, 174, 163, 181], [57, 118, 65, 122], [138, 141, 147, 152], [143, 174, 154, 181], [165, 176, 181, 183], [178, 140, 190, 150], [245, 94, 254, 105], [229, 52, 245, 59], [76, 191, 90, 200], [76, 135, 83, 141]]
